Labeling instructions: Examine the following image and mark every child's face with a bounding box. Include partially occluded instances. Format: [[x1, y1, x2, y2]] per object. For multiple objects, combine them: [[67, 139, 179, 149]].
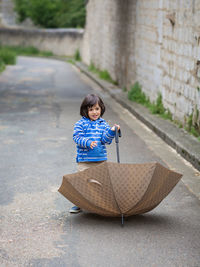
[[88, 103, 101, 121]]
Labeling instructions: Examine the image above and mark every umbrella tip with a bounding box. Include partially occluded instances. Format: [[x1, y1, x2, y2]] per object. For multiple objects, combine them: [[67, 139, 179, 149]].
[[121, 214, 124, 227]]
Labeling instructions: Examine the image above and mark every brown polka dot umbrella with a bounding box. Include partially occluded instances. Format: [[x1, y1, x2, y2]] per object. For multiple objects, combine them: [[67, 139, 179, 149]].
[[58, 129, 182, 224], [58, 161, 182, 218]]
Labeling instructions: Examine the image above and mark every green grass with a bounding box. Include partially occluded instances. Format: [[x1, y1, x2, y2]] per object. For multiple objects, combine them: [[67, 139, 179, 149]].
[[0, 45, 53, 72], [0, 47, 16, 65], [74, 49, 81, 61], [88, 62, 98, 73], [3, 45, 53, 57], [0, 45, 53, 57], [88, 63, 118, 85], [128, 82, 148, 105], [0, 59, 5, 72], [128, 82, 172, 120], [184, 113, 200, 139], [128, 81, 199, 141], [67, 58, 75, 65]]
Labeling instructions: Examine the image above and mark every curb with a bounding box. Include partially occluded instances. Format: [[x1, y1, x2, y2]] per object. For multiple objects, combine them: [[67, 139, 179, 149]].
[[75, 61, 200, 172]]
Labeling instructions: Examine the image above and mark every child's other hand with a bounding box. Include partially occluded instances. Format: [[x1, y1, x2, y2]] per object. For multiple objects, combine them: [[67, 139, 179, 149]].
[[90, 141, 97, 149], [111, 124, 120, 131]]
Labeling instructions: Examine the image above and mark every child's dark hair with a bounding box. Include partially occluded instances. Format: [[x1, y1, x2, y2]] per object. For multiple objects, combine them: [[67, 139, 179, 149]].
[[80, 94, 105, 118]]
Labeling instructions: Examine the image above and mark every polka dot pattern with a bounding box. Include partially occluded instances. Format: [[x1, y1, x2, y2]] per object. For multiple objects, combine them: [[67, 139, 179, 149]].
[[58, 162, 182, 217]]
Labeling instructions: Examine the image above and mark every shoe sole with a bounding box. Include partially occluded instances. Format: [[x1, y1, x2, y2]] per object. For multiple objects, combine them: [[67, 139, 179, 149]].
[[69, 209, 82, 213]]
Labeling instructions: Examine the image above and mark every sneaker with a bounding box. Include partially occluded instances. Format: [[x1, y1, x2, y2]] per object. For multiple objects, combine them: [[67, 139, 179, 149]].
[[69, 206, 82, 213]]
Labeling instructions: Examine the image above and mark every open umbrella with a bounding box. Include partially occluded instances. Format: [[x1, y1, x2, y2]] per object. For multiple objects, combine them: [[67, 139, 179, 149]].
[[58, 128, 182, 224]]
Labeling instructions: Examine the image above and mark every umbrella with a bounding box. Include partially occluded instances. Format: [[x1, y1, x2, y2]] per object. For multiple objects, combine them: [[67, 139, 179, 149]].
[[58, 128, 182, 224]]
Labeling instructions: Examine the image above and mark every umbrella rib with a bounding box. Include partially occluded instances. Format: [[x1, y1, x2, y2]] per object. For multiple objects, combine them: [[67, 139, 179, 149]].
[[107, 164, 123, 216], [66, 180, 120, 216], [124, 163, 157, 215]]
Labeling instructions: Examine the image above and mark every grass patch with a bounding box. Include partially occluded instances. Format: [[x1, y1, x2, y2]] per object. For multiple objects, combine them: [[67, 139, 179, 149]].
[[74, 49, 81, 61], [0, 59, 5, 72], [0, 44, 53, 72], [128, 81, 199, 140], [88, 62, 118, 85], [67, 58, 75, 65], [184, 113, 200, 139], [88, 62, 98, 74], [0, 47, 16, 65], [128, 82, 172, 120], [128, 82, 148, 105], [2, 45, 53, 57]]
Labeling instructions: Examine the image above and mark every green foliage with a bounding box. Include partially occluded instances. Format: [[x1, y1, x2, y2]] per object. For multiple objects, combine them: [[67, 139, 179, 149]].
[[0, 45, 53, 57], [128, 82, 148, 104], [0, 59, 5, 73], [88, 63, 98, 73], [67, 58, 75, 65], [14, 0, 29, 22], [150, 93, 165, 114], [128, 81, 199, 140], [0, 45, 53, 72], [55, 0, 86, 28], [88, 63, 118, 85], [190, 127, 199, 137], [0, 47, 16, 65], [186, 114, 193, 132], [99, 70, 113, 84], [128, 82, 172, 120], [13, 0, 86, 28], [184, 111, 200, 140], [29, 0, 60, 28], [74, 49, 81, 61]]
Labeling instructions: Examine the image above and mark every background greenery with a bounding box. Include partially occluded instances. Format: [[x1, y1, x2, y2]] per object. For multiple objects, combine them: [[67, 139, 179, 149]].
[[13, 0, 86, 28], [0, 45, 53, 72], [128, 82, 200, 140]]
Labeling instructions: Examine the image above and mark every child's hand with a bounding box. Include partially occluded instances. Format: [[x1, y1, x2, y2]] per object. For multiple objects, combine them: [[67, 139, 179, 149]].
[[90, 141, 97, 149], [111, 124, 120, 131]]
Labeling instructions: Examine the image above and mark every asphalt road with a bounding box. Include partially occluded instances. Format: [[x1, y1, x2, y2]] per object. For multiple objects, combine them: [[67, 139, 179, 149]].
[[0, 57, 200, 267]]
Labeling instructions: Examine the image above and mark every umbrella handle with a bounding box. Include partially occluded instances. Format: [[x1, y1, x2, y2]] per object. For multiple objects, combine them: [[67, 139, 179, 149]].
[[115, 127, 121, 163], [115, 127, 121, 143]]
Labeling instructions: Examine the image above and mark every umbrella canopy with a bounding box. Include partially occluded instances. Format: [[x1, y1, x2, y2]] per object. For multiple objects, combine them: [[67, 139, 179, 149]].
[[58, 161, 182, 217]]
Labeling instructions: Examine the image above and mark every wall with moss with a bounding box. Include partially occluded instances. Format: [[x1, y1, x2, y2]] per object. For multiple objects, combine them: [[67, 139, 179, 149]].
[[82, 0, 200, 124]]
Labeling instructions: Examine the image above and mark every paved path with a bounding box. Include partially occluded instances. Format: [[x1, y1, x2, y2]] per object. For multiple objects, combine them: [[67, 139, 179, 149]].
[[0, 57, 200, 267]]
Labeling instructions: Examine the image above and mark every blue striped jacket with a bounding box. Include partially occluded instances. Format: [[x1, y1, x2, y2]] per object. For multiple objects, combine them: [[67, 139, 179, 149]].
[[73, 117, 115, 162]]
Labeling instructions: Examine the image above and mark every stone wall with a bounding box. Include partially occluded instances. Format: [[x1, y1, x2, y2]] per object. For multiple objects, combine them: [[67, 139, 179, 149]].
[[82, 0, 200, 123], [0, 0, 199, 122], [0, 0, 83, 57], [0, 28, 83, 56]]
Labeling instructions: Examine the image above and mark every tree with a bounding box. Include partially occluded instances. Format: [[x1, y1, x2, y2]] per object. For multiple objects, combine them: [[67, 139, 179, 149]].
[[13, 0, 86, 28]]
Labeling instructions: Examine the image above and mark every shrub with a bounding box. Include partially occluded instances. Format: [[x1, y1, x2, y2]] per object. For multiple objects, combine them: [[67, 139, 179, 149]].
[[0, 45, 53, 72], [13, 0, 86, 28], [55, 0, 86, 28], [128, 82, 148, 104], [88, 63, 117, 85], [150, 93, 165, 114], [14, 0, 29, 22], [74, 49, 81, 61], [0, 47, 16, 65], [0, 59, 5, 72]]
